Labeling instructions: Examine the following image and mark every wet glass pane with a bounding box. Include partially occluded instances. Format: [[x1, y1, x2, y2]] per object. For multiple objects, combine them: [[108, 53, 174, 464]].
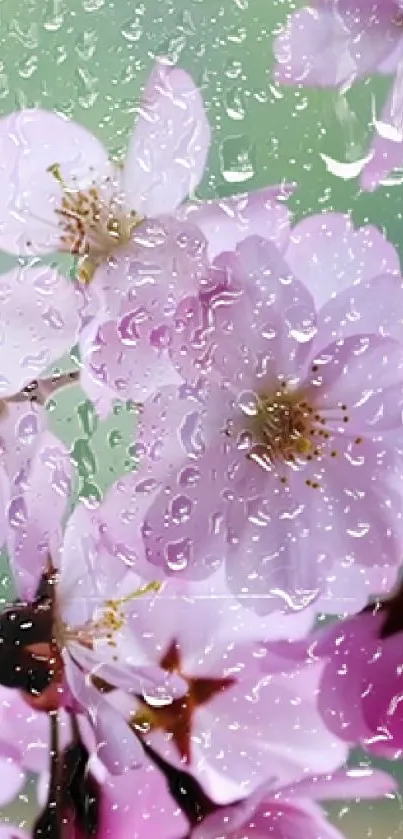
[[0, 1, 402, 838]]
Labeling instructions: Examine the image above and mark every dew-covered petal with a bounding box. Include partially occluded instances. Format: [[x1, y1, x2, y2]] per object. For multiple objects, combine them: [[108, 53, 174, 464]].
[[140, 439, 232, 580], [316, 616, 378, 744], [128, 568, 315, 673], [123, 62, 211, 216], [285, 213, 400, 310], [7, 432, 74, 601], [361, 63, 403, 191], [81, 311, 181, 406], [358, 631, 403, 755], [194, 798, 344, 839], [273, 3, 399, 88], [0, 401, 46, 485], [0, 108, 113, 255], [178, 184, 294, 259], [305, 333, 403, 434], [225, 468, 335, 615], [174, 236, 317, 389], [82, 217, 208, 402], [0, 265, 80, 398], [70, 640, 185, 702], [135, 384, 237, 579], [315, 273, 403, 349], [314, 441, 403, 574], [316, 562, 399, 616], [98, 763, 189, 839], [91, 216, 209, 319], [278, 766, 398, 801], [63, 654, 143, 774], [58, 503, 112, 628]]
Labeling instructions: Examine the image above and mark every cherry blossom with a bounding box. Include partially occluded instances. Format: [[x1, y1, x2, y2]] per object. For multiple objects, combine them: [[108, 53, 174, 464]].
[[2, 434, 186, 775], [127, 225, 403, 612]]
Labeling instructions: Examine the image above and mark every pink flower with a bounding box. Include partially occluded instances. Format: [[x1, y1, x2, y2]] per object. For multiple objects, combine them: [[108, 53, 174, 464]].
[[0, 61, 210, 265], [191, 767, 396, 839], [274, 1, 403, 190], [0, 62, 296, 410], [127, 216, 403, 613], [308, 585, 403, 758], [3, 434, 186, 775], [101, 567, 347, 805], [0, 683, 186, 839]]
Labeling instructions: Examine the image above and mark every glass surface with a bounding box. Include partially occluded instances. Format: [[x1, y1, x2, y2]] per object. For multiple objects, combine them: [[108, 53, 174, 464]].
[[0, 1, 402, 837]]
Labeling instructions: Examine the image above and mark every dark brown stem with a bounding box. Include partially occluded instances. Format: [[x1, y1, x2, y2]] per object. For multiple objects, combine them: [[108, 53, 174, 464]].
[[9, 370, 80, 407], [33, 712, 63, 838]]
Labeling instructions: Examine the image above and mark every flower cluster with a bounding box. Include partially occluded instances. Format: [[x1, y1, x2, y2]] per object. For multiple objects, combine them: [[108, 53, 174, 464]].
[[0, 49, 402, 839]]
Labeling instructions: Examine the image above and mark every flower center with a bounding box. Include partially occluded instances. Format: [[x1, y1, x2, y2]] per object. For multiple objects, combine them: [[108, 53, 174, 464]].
[[48, 163, 143, 283], [252, 389, 314, 463], [232, 379, 361, 488], [131, 641, 235, 763], [60, 579, 162, 650]]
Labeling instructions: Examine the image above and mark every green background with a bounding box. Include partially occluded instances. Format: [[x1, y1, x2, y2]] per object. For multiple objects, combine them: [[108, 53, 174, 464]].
[[0, 0, 402, 834]]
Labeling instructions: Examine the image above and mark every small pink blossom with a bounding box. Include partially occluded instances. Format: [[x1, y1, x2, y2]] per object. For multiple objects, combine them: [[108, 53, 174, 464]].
[[274, 1, 403, 190], [3, 434, 186, 775], [127, 216, 403, 613], [0, 63, 296, 410]]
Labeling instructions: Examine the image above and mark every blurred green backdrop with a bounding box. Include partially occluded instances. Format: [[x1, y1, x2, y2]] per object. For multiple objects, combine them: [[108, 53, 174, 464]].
[[0, 0, 402, 835]]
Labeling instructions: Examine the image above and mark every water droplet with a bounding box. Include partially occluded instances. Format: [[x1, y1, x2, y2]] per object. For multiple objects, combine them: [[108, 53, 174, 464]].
[[142, 689, 173, 709], [121, 17, 143, 43], [220, 135, 255, 183], [8, 497, 27, 529], [179, 465, 200, 488], [17, 412, 39, 446], [165, 539, 191, 572], [285, 305, 317, 343], [225, 87, 246, 121], [82, 0, 104, 10], [108, 429, 123, 449], [75, 30, 98, 61], [170, 495, 192, 525]]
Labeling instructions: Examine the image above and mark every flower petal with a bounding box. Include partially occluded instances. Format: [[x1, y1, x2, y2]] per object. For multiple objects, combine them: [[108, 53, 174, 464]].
[[315, 273, 403, 349], [0, 108, 112, 255], [172, 236, 317, 389], [7, 432, 74, 601], [306, 333, 403, 434], [361, 62, 403, 191], [123, 62, 211, 215], [64, 655, 143, 775], [285, 213, 400, 310], [70, 641, 186, 701], [0, 265, 80, 398], [274, 3, 399, 88], [280, 767, 398, 801], [82, 217, 208, 402], [178, 184, 294, 259]]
